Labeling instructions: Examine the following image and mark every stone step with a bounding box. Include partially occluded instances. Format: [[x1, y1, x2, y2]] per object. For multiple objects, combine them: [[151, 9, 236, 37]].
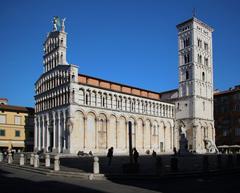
[[0, 162, 104, 180]]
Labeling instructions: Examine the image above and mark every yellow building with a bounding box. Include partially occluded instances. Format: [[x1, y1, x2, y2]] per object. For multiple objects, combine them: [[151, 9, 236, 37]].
[[0, 98, 34, 152]]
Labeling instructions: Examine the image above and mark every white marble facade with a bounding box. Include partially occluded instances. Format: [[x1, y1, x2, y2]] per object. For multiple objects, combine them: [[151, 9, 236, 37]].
[[35, 16, 216, 154], [34, 18, 175, 154]]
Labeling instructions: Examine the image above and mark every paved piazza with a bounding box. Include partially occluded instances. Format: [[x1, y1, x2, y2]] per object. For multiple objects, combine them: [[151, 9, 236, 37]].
[[0, 163, 240, 193]]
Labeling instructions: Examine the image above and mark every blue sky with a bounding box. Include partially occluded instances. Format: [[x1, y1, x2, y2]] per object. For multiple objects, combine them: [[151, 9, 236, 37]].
[[0, 0, 239, 107]]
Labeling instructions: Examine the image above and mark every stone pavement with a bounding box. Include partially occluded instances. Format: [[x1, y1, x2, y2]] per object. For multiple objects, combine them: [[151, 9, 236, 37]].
[[1, 163, 240, 193], [1, 153, 240, 180]]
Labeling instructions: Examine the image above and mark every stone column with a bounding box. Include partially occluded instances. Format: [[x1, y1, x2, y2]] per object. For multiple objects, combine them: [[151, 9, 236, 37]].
[[150, 123, 152, 149], [19, 154, 24, 166], [63, 110, 66, 150], [116, 120, 119, 148], [170, 125, 174, 149], [45, 153, 50, 167], [95, 118, 98, 149], [42, 115, 45, 150], [30, 153, 34, 165], [8, 153, 13, 164], [34, 117, 38, 151], [142, 123, 145, 149], [157, 125, 160, 150], [34, 154, 39, 168], [0, 152, 3, 162], [37, 116, 41, 150], [125, 121, 128, 149], [46, 114, 50, 152], [58, 111, 61, 153], [83, 117, 87, 149], [106, 119, 109, 148], [54, 155, 60, 171], [163, 126, 166, 152], [93, 156, 99, 174], [53, 111, 56, 151]]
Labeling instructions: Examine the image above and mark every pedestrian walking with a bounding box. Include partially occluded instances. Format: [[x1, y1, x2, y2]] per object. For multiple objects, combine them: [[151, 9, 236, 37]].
[[107, 147, 113, 166], [133, 148, 139, 164], [173, 147, 177, 156], [152, 150, 157, 158]]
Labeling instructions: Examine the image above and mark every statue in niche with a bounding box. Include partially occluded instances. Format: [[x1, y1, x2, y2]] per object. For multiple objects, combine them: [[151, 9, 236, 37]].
[[179, 126, 189, 155]]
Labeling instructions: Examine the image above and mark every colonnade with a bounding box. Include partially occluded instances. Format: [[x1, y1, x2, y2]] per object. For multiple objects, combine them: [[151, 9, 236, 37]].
[[34, 109, 68, 153]]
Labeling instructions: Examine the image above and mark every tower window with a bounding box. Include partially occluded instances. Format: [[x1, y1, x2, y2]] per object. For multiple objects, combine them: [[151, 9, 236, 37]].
[[203, 101, 205, 111], [183, 38, 190, 48], [202, 72, 205, 81], [186, 70, 189, 80], [204, 42, 208, 50], [198, 54, 202, 64], [184, 54, 190, 64], [197, 39, 202, 48], [204, 58, 209, 66]]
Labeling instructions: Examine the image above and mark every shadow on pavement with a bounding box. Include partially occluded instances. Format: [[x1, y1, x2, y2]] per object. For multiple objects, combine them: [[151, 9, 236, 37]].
[[0, 168, 105, 193]]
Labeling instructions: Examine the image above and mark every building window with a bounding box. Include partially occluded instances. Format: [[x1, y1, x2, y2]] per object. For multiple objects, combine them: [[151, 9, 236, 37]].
[[235, 128, 240, 136], [202, 72, 205, 81], [223, 128, 228, 136], [15, 130, 20, 137], [204, 58, 208, 66], [0, 115, 6, 124], [197, 39, 202, 48], [198, 54, 202, 64], [186, 70, 189, 80], [85, 94, 89, 105], [184, 54, 190, 64], [183, 37, 190, 48], [203, 101, 205, 111], [235, 104, 240, 111], [14, 116, 21, 125], [177, 103, 180, 110], [204, 42, 208, 50], [0, 129, 5, 136], [102, 97, 105, 107]]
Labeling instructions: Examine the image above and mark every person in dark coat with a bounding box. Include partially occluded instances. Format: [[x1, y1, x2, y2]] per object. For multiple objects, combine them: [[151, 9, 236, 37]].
[[133, 148, 139, 164], [107, 147, 114, 165]]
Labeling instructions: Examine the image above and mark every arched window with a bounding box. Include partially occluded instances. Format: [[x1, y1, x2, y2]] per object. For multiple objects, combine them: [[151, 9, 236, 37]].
[[202, 72, 205, 81], [186, 70, 189, 80], [86, 94, 89, 105], [102, 97, 105, 107]]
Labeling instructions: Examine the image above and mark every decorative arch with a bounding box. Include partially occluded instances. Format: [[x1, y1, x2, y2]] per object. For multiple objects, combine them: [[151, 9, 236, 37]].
[[144, 119, 151, 149], [91, 90, 97, 106], [109, 114, 117, 148], [73, 110, 85, 151], [159, 120, 165, 152], [165, 121, 173, 151], [128, 117, 136, 148], [152, 120, 159, 149], [86, 112, 96, 150], [98, 113, 107, 149], [117, 116, 127, 149], [78, 88, 85, 105]]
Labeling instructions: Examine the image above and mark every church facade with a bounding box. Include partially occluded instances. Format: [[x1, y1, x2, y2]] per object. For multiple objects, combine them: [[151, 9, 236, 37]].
[[34, 16, 215, 154]]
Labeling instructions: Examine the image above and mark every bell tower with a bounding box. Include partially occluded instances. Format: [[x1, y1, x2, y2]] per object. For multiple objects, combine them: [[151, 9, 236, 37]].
[[43, 17, 68, 73], [176, 17, 215, 153]]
